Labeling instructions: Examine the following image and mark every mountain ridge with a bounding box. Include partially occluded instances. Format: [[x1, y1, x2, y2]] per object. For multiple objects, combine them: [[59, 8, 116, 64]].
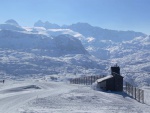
[[34, 21, 146, 42]]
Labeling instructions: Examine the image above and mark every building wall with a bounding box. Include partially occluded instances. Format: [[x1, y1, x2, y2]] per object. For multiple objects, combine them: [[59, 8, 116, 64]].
[[98, 76, 123, 91], [99, 81, 106, 90], [114, 76, 123, 91], [106, 78, 115, 91]]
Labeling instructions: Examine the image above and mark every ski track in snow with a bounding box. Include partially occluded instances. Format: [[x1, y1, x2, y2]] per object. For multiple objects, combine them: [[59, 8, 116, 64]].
[[0, 80, 150, 113]]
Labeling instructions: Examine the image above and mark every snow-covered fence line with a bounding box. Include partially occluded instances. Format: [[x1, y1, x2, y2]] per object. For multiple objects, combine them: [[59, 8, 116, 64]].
[[70, 75, 105, 85], [124, 81, 144, 103], [143, 89, 150, 105]]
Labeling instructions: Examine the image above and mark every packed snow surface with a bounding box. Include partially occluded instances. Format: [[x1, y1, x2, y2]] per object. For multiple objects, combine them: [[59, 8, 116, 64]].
[[0, 79, 149, 113]]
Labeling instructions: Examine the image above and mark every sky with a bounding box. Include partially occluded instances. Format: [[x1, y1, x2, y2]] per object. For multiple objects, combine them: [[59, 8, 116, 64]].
[[0, 0, 150, 34]]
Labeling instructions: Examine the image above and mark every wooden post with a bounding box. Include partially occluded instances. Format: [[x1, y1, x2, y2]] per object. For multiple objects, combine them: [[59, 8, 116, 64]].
[[94, 76, 96, 82], [127, 83, 129, 94], [70, 79, 71, 84], [126, 82, 127, 93], [128, 84, 130, 95], [128, 83, 130, 95], [139, 89, 141, 102], [123, 81, 144, 103], [131, 85, 133, 97], [91, 76, 92, 85], [96, 76, 99, 80], [135, 87, 136, 100], [142, 90, 144, 103], [137, 88, 138, 101], [72, 79, 73, 84], [138, 89, 140, 102], [129, 85, 131, 96], [81, 78, 83, 84]]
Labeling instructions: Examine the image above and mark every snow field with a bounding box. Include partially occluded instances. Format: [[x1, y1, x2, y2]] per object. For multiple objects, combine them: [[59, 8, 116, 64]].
[[0, 79, 149, 113]]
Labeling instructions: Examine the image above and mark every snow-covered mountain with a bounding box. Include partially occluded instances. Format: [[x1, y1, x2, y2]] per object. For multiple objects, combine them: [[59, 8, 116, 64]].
[[0, 30, 88, 56], [34, 21, 146, 42], [33, 20, 150, 87], [5, 19, 20, 26], [0, 19, 149, 87], [34, 20, 60, 29], [107, 36, 150, 86], [34, 21, 147, 60], [0, 19, 25, 31], [0, 20, 107, 79]]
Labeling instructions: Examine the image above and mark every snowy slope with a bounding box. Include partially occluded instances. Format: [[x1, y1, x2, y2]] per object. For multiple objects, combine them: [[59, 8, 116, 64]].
[[0, 48, 106, 79], [0, 79, 149, 113]]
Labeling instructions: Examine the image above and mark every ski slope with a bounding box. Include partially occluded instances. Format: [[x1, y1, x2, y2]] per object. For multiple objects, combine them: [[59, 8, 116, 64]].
[[0, 79, 150, 113]]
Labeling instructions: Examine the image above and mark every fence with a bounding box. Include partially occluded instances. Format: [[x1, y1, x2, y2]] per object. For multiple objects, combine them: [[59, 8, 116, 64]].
[[124, 81, 144, 103], [70, 76, 145, 104], [144, 89, 150, 105], [70, 75, 105, 85]]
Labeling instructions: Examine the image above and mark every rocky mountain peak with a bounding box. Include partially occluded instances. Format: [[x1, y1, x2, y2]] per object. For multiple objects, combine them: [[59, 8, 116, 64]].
[[5, 19, 20, 26]]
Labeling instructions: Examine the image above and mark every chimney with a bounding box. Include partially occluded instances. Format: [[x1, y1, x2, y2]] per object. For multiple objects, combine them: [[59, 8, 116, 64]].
[[111, 64, 120, 76]]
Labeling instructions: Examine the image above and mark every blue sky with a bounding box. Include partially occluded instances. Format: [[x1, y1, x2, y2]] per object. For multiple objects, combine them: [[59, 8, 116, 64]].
[[0, 0, 150, 34]]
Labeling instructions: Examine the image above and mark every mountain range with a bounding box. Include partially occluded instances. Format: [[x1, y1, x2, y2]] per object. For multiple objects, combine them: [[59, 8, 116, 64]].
[[34, 20, 146, 42], [0, 19, 149, 87]]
